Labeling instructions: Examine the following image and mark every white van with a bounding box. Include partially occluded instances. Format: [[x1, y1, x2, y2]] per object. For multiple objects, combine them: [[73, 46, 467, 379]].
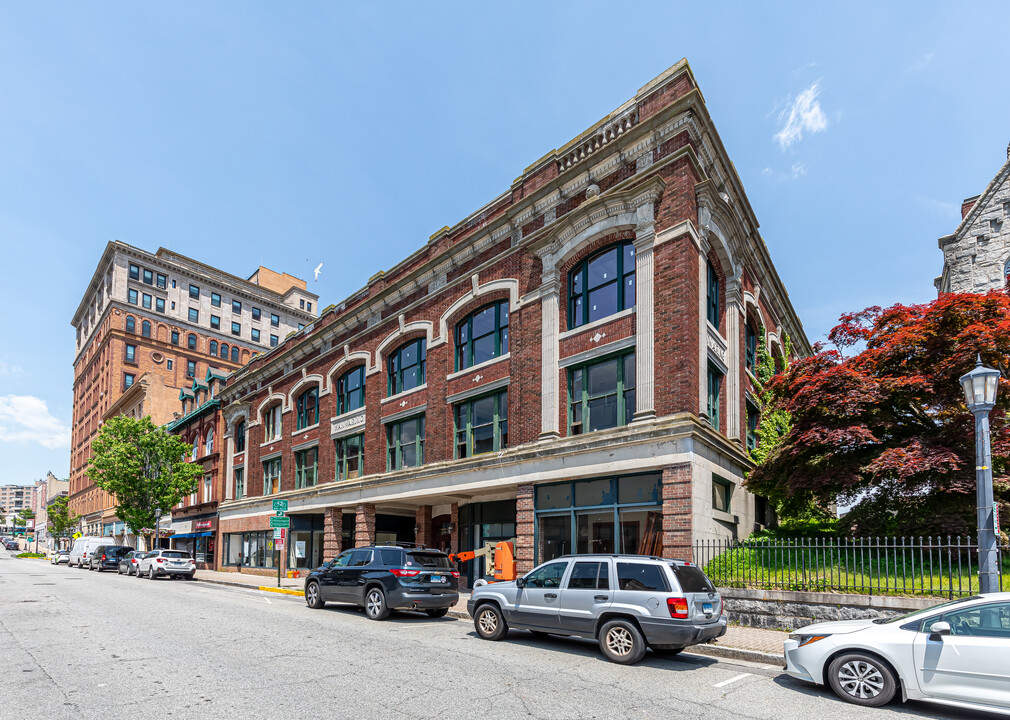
[[69, 537, 109, 569]]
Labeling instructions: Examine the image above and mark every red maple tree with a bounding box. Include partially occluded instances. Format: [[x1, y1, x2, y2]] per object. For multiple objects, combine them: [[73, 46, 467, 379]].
[[748, 291, 1010, 536]]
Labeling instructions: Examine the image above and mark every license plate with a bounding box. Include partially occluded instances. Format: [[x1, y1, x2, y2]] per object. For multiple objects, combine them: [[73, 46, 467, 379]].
[[703, 603, 713, 613], [430, 575, 445, 583]]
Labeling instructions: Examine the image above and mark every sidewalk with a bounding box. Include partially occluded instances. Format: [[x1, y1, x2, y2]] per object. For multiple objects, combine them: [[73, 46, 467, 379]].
[[194, 572, 788, 664]]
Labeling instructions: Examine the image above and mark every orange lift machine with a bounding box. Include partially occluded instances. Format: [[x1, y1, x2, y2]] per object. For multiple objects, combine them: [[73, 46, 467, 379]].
[[448, 540, 517, 584]]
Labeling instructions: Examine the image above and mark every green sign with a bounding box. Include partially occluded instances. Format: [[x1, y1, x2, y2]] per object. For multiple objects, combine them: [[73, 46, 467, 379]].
[[269, 516, 290, 529], [272, 499, 288, 512]]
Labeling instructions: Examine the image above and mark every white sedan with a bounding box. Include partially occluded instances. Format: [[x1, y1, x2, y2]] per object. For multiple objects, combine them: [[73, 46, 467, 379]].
[[784, 592, 1010, 716]]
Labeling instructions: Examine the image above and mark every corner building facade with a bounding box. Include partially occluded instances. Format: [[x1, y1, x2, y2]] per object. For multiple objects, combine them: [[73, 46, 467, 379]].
[[216, 61, 809, 584]]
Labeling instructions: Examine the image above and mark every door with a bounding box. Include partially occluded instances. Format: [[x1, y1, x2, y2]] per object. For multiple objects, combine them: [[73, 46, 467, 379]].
[[320, 550, 353, 601], [558, 560, 612, 634], [913, 601, 1010, 709], [514, 561, 569, 630], [337, 549, 373, 603]]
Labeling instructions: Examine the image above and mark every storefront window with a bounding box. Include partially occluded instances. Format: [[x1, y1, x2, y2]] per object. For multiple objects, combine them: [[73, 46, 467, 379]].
[[224, 531, 276, 568], [537, 514, 572, 563], [576, 511, 614, 554]]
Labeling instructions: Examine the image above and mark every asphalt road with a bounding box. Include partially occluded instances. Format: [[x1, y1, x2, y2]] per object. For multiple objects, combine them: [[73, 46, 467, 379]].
[[0, 550, 997, 720]]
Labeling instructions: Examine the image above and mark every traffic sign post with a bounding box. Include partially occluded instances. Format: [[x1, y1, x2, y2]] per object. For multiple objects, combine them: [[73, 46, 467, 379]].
[[272, 499, 288, 513], [271, 502, 288, 587], [269, 516, 290, 528]]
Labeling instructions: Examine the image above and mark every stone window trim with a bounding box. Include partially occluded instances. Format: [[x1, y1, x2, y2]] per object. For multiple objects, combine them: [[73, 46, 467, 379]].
[[446, 377, 510, 406], [558, 307, 635, 342], [559, 336, 636, 369], [445, 352, 510, 382], [291, 438, 319, 454], [374, 321, 434, 375], [380, 382, 427, 406], [255, 394, 288, 425], [435, 278, 519, 350], [566, 239, 637, 331], [453, 299, 510, 373], [287, 374, 326, 410], [260, 449, 282, 463], [380, 402, 428, 426], [330, 407, 366, 441], [324, 352, 373, 395], [291, 422, 320, 438]]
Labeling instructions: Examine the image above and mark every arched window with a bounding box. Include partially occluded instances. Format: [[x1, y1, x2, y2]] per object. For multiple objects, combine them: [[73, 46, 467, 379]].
[[707, 260, 720, 330], [210, 340, 218, 356], [455, 301, 509, 371], [387, 338, 426, 396], [188, 333, 197, 350], [336, 366, 365, 415], [220, 343, 229, 359], [234, 420, 246, 453], [263, 403, 282, 441], [205, 427, 214, 454], [191, 436, 199, 460], [126, 316, 136, 333], [142, 320, 151, 338], [568, 241, 635, 329], [745, 320, 758, 373], [231, 347, 239, 362], [296, 387, 319, 430]]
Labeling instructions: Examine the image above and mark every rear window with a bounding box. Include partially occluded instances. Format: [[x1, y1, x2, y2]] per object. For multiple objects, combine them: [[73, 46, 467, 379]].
[[407, 552, 451, 569], [162, 551, 191, 559], [107, 547, 132, 557], [379, 549, 403, 566], [671, 564, 715, 593], [616, 562, 670, 592]]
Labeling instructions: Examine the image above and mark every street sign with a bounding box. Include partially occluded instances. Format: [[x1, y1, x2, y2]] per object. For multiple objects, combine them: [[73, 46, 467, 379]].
[[995, 503, 1001, 533], [273, 528, 283, 539], [269, 516, 290, 529], [272, 499, 288, 513]]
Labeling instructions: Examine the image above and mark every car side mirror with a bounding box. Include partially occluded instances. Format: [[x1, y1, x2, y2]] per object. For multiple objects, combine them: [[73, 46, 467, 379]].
[[516, 576, 526, 588], [929, 621, 951, 637]]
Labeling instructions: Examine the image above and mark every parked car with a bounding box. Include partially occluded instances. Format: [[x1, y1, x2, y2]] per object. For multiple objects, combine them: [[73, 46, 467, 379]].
[[3, 540, 18, 551], [118, 550, 149, 576], [304, 545, 459, 620], [50, 549, 70, 565], [468, 554, 726, 665], [137, 549, 196, 580], [88, 545, 133, 572], [784, 592, 1010, 713], [68, 537, 109, 569]]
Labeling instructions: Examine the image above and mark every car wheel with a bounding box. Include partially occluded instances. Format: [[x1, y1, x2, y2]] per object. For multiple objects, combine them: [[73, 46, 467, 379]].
[[474, 604, 508, 641], [364, 587, 391, 621], [827, 652, 897, 708], [599, 619, 646, 665], [117, 567, 123, 575], [425, 608, 449, 618], [186, 573, 195, 581], [305, 581, 325, 609], [148, 568, 156, 580]]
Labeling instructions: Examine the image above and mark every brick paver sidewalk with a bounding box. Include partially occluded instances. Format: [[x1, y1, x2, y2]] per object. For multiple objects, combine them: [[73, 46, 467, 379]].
[[717, 625, 789, 655]]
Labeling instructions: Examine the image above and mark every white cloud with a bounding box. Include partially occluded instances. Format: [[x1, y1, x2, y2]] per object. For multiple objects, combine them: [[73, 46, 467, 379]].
[[0, 361, 24, 375], [774, 82, 828, 150], [0, 395, 70, 449], [791, 163, 808, 178]]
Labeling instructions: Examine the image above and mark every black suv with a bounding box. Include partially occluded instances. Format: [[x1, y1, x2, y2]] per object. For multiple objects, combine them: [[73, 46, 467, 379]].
[[304, 544, 459, 620], [89, 545, 133, 572]]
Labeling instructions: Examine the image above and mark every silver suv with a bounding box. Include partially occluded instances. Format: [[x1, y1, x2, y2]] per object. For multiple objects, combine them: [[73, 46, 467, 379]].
[[467, 554, 726, 664]]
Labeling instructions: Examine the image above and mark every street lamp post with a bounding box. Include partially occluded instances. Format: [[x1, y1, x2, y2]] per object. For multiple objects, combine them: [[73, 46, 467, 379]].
[[959, 356, 1002, 594], [154, 507, 163, 551]]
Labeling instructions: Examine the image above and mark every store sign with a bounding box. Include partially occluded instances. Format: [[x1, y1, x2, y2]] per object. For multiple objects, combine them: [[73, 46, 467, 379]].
[[195, 519, 215, 531]]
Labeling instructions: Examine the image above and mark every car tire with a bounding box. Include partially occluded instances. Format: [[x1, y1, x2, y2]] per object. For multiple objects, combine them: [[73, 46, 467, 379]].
[[305, 581, 325, 609], [117, 567, 123, 575], [148, 568, 156, 580], [474, 603, 508, 641], [186, 573, 195, 581], [827, 652, 897, 708], [426, 608, 449, 618], [364, 587, 391, 621], [599, 619, 647, 665]]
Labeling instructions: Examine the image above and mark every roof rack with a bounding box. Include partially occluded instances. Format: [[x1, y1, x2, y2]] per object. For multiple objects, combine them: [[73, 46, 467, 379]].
[[371, 541, 427, 550]]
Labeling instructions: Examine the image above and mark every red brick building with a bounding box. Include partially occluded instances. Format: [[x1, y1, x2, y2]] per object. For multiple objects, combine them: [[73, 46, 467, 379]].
[[215, 60, 809, 583]]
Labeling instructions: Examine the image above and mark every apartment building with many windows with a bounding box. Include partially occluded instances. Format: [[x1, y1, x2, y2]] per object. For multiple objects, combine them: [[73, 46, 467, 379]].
[[69, 241, 317, 536], [213, 60, 809, 583]]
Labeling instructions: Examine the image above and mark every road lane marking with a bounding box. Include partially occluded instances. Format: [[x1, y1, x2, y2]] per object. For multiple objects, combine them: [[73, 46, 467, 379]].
[[713, 673, 751, 688], [263, 597, 272, 604]]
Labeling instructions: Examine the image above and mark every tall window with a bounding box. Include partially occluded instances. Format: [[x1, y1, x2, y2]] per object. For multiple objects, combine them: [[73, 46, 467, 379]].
[[232, 300, 242, 314], [192, 437, 199, 460], [188, 334, 197, 350], [296, 387, 319, 429], [187, 360, 196, 378], [143, 268, 153, 285], [156, 273, 167, 289], [210, 315, 220, 330], [141, 320, 151, 338], [707, 260, 720, 329], [271, 313, 280, 327], [270, 335, 279, 347], [295, 447, 318, 489], [569, 352, 636, 435], [142, 293, 152, 309], [210, 340, 218, 356], [231, 322, 241, 336], [336, 366, 365, 415], [211, 292, 221, 307], [220, 343, 228, 359], [171, 330, 179, 345], [707, 363, 723, 431], [189, 308, 199, 323], [128, 289, 138, 305], [205, 428, 214, 454], [155, 297, 165, 313], [189, 284, 200, 300], [234, 467, 245, 500], [129, 264, 140, 281], [125, 344, 136, 363], [126, 316, 135, 333], [335, 434, 364, 480], [568, 241, 636, 329], [251, 329, 260, 343], [712, 475, 732, 512], [252, 307, 261, 321], [231, 347, 239, 362], [455, 391, 508, 458], [263, 404, 282, 441], [124, 373, 135, 390], [455, 301, 509, 371], [745, 321, 758, 372], [387, 338, 426, 396], [234, 420, 246, 453], [263, 457, 281, 495], [386, 415, 425, 470], [746, 400, 759, 453]]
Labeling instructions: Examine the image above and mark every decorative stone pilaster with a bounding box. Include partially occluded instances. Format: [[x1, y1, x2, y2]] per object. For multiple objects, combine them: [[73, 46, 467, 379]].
[[633, 210, 656, 421], [539, 271, 561, 440], [724, 273, 743, 440], [354, 503, 375, 548], [223, 435, 234, 501]]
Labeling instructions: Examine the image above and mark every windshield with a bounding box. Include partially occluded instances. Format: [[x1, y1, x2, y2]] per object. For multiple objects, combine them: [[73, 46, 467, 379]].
[[872, 596, 981, 624]]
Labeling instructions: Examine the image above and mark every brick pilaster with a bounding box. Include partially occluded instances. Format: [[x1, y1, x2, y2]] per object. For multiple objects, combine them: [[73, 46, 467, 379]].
[[662, 463, 693, 562], [323, 506, 343, 560], [449, 503, 459, 555], [415, 505, 432, 547], [354, 502, 375, 548], [515, 483, 535, 574]]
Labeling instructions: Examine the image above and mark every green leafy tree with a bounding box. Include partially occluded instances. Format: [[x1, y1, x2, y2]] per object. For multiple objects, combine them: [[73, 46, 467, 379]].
[[86, 416, 202, 549], [16, 508, 35, 531], [46, 495, 80, 547]]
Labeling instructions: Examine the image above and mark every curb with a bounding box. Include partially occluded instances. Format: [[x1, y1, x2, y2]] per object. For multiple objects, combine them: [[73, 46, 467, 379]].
[[688, 643, 785, 666], [195, 576, 302, 594], [259, 585, 304, 597]]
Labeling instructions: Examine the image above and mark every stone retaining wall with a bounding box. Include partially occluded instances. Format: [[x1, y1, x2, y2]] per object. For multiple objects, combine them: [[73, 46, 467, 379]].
[[719, 587, 944, 631]]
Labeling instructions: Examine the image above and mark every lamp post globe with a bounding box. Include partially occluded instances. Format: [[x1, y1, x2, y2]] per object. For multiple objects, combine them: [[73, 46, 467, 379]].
[[959, 355, 1002, 594]]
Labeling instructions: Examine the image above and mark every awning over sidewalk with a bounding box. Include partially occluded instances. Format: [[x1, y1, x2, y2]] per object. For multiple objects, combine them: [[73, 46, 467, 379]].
[[172, 532, 214, 539]]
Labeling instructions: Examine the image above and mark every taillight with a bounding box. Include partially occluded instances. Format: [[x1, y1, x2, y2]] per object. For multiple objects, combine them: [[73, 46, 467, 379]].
[[667, 597, 689, 619], [156, 558, 164, 563], [390, 568, 420, 577], [717, 598, 723, 617], [451, 571, 460, 578], [101, 555, 107, 561]]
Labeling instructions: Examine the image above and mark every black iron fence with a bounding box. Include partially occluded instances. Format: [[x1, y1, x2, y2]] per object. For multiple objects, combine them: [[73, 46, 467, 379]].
[[695, 536, 1010, 598]]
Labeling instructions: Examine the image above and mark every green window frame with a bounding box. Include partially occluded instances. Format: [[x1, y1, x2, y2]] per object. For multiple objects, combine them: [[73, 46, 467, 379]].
[[335, 433, 364, 481], [296, 387, 319, 429], [234, 420, 246, 453], [707, 260, 720, 329], [745, 321, 757, 372], [337, 366, 365, 415], [454, 390, 508, 458], [263, 404, 282, 441], [386, 415, 425, 471], [568, 351, 636, 435], [263, 457, 281, 495], [387, 338, 426, 396], [568, 241, 636, 329], [295, 447, 318, 489], [234, 467, 244, 500], [455, 301, 509, 371], [746, 400, 759, 453], [707, 363, 723, 431]]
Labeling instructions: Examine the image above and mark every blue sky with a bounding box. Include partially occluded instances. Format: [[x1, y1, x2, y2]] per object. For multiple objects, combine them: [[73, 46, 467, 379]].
[[1, 2, 1007, 485]]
